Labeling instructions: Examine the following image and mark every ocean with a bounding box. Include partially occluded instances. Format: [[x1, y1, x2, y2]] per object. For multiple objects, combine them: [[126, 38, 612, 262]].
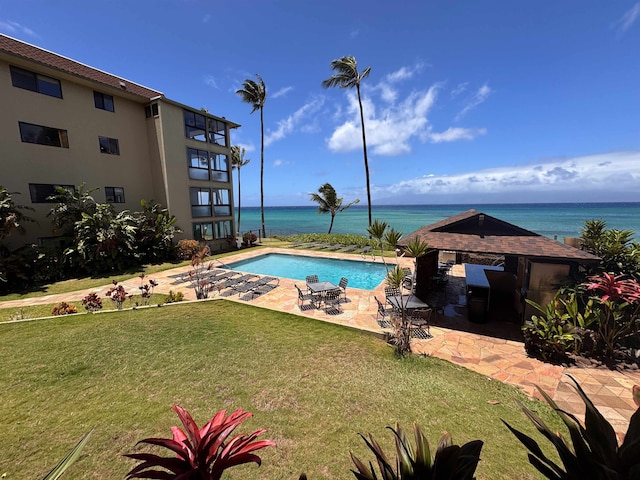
[[235, 203, 640, 240]]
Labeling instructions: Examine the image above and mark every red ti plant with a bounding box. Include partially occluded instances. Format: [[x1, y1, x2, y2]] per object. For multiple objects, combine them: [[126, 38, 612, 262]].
[[583, 272, 640, 357], [125, 405, 276, 480]]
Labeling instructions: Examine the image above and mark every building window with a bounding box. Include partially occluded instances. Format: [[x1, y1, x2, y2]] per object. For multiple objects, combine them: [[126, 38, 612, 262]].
[[94, 91, 114, 112], [28, 183, 74, 203], [99, 136, 120, 155], [10, 66, 62, 98], [183, 109, 227, 146], [187, 148, 210, 181], [145, 103, 159, 118], [192, 221, 231, 241], [209, 119, 227, 146], [184, 110, 207, 141], [187, 149, 229, 182], [19, 122, 69, 148], [212, 188, 231, 216], [105, 187, 125, 203], [190, 188, 212, 217], [193, 222, 213, 241], [214, 220, 232, 239], [211, 154, 229, 182]]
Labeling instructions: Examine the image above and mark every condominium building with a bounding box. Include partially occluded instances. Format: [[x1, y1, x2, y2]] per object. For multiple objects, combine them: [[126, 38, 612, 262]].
[[0, 34, 239, 252]]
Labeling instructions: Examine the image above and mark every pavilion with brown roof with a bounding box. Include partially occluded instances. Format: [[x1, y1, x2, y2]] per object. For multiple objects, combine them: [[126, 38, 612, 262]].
[[399, 210, 600, 323]]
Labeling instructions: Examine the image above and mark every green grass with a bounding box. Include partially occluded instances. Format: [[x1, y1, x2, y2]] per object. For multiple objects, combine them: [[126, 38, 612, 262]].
[[0, 301, 561, 479]]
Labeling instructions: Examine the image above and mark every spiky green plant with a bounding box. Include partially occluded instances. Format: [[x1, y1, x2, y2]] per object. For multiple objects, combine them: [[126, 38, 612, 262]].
[[350, 422, 483, 480], [503, 375, 640, 479], [42, 430, 92, 480]]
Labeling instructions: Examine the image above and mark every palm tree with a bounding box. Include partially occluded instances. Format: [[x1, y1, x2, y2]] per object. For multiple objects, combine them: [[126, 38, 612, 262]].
[[236, 74, 267, 239], [309, 183, 359, 234], [230, 146, 251, 236], [322, 56, 372, 227]]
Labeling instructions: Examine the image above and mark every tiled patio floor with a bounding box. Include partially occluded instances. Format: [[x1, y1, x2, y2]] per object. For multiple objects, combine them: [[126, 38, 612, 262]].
[[2, 246, 638, 435]]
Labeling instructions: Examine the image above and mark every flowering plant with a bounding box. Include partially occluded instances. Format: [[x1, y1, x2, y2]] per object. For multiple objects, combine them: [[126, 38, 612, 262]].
[[81, 292, 103, 313], [105, 280, 130, 310], [52, 301, 78, 316]]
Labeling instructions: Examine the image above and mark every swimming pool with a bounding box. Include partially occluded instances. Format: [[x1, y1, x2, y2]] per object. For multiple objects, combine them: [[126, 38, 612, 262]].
[[226, 253, 392, 290]]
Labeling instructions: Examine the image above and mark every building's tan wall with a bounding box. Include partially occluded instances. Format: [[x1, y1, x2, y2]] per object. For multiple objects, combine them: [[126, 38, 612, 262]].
[[0, 59, 155, 247], [1, 53, 236, 252]]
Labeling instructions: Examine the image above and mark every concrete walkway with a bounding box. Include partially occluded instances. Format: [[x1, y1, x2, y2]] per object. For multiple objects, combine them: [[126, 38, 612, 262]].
[[1, 247, 638, 435]]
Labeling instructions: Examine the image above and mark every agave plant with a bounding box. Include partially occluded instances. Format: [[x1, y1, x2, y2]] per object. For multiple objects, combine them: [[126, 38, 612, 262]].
[[125, 405, 276, 480], [503, 375, 640, 479], [350, 422, 483, 480]]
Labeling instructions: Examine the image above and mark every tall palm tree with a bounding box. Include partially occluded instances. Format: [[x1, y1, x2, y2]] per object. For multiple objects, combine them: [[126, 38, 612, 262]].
[[230, 146, 251, 236], [322, 56, 372, 227], [236, 74, 267, 239], [309, 183, 359, 234]]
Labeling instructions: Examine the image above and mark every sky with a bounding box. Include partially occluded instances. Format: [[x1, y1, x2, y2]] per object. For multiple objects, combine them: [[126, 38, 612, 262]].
[[2, 1, 639, 207]]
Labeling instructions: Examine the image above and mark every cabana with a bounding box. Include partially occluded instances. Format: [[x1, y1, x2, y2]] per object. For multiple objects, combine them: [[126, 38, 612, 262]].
[[398, 210, 600, 323]]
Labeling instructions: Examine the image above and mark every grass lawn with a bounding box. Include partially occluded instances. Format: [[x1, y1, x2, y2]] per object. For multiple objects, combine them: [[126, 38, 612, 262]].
[[0, 301, 560, 479]]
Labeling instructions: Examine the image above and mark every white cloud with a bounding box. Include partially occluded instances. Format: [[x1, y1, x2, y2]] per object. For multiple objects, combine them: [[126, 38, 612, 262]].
[[455, 83, 492, 120], [0, 20, 37, 37], [273, 159, 284, 167], [325, 63, 489, 156], [376, 151, 640, 201], [264, 97, 324, 147], [614, 2, 640, 35], [204, 76, 219, 89], [451, 82, 468, 98], [327, 83, 442, 155], [272, 86, 293, 99], [428, 127, 487, 143]]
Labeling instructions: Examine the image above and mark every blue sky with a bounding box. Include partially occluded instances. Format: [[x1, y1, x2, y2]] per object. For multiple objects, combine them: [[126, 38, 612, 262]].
[[2, 1, 639, 207]]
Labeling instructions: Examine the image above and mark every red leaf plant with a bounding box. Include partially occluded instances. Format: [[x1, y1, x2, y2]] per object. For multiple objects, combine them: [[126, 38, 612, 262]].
[[125, 405, 276, 480], [584, 272, 640, 304]]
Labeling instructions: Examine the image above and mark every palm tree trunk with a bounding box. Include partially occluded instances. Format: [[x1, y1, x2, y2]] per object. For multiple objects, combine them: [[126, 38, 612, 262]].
[[237, 168, 242, 234], [260, 106, 266, 239], [356, 84, 372, 227], [328, 213, 335, 234]]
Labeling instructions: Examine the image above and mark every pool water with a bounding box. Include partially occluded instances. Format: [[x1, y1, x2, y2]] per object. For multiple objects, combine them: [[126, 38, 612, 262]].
[[226, 253, 392, 290]]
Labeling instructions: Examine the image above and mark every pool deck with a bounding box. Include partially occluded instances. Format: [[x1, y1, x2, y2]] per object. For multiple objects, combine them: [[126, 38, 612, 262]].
[[2, 246, 639, 436]]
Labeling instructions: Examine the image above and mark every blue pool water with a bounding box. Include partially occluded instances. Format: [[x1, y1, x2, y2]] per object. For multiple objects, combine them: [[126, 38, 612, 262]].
[[226, 253, 392, 290]]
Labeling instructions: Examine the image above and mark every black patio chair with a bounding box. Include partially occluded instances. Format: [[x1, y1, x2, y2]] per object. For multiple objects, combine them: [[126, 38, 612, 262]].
[[338, 277, 348, 301], [374, 296, 392, 328], [408, 308, 432, 339], [323, 289, 342, 315], [295, 284, 316, 310]]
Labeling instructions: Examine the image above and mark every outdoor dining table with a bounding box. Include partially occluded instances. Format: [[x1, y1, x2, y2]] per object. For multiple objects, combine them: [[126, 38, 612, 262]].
[[387, 294, 430, 311], [307, 281, 339, 307]]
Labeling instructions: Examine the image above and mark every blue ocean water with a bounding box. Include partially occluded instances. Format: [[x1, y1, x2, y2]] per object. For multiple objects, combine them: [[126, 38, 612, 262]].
[[235, 203, 640, 240]]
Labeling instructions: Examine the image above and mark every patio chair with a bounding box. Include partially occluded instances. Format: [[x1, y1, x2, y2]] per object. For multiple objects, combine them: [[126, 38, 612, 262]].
[[305, 274, 319, 285], [323, 289, 342, 315], [295, 284, 316, 311], [341, 245, 358, 253], [327, 243, 344, 251], [408, 308, 432, 339], [338, 277, 348, 301], [374, 296, 392, 328]]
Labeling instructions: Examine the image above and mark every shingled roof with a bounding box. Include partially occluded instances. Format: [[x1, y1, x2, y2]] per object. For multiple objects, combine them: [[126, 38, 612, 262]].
[[399, 209, 600, 263], [0, 34, 163, 100]]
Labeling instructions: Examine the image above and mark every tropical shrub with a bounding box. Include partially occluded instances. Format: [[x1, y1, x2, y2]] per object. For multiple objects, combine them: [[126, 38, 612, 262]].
[[105, 281, 130, 310], [503, 375, 640, 480], [188, 246, 216, 299], [137, 274, 158, 306], [243, 231, 257, 245], [0, 186, 34, 244], [176, 239, 201, 260], [523, 295, 577, 363], [46, 184, 98, 236], [124, 405, 275, 480], [81, 292, 103, 313], [51, 302, 78, 316], [349, 422, 483, 480], [581, 219, 640, 279], [134, 199, 180, 263], [165, 290, 185, 303]]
